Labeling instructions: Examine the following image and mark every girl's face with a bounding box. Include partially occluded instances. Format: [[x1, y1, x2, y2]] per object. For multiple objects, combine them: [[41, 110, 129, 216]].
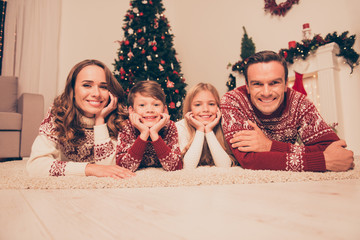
[[190, 90, 218, 125], [74, 65, 110, 118]]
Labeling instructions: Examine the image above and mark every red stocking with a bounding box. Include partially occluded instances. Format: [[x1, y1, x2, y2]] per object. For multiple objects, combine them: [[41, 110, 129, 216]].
[[292, 71, 307, 96]]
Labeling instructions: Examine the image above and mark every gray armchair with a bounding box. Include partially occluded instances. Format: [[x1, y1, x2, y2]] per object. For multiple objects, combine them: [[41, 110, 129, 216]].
[[0, 76, 44, 158]]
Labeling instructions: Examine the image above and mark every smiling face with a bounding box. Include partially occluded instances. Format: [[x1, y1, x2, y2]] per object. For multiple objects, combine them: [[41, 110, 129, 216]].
[[190, 90, 218, 125], [74, 65, 109, 118], [246, 61, 287, 115], [129, 93, 165, 128]]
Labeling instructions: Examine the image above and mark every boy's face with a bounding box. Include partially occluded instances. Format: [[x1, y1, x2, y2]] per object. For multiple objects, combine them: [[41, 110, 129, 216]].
[[129, 93, 165, 128]]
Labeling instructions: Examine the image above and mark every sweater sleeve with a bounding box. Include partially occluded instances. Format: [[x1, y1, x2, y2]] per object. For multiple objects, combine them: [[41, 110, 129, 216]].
[[93, 124, 117, 165], [220, 90, 336, 172], [152, 121, 183, 171], [176, 119, 204, 169], [115, 125, 148, 172], [27, 135, 88, 177], [206, 131, 232, 168]]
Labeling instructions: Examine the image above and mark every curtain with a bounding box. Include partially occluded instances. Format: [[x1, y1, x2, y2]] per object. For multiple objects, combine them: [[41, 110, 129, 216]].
[[0, 0, 7, 75], [2, 0, 61, 111]]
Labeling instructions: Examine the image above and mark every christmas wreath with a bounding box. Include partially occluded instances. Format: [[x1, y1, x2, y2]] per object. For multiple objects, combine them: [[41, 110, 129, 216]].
[[264, 0, 300, 16]]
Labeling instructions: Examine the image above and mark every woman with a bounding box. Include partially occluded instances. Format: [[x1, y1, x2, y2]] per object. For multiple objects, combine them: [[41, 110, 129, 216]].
[[27, 59, 135, 179]]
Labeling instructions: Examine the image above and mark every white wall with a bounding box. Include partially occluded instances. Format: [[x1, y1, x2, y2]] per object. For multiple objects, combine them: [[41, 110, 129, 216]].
[[59, 0, 360, 154]]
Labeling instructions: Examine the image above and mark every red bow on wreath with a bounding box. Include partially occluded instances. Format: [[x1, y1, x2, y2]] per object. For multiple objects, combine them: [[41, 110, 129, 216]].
[[264, 0, 300, 16]]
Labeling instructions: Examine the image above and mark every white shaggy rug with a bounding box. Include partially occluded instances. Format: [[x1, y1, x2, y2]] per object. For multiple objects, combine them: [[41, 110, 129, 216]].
[[0, 157, 359, 189]]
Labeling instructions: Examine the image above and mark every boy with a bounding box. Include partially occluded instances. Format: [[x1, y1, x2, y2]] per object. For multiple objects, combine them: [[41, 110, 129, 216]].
[[116, 80, 183, 172]]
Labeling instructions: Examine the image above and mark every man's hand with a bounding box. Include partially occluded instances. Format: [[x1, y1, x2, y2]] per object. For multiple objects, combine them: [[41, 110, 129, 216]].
[[95, 92, 118, 125], [150, 113, 170, 141], [324, 140, 354, 172], [129, 112, 149, 141], [185, 112, 205, 132], [204, 108, 221, 133], [85, 164, 136, 179], [229, 120, 272, 152]]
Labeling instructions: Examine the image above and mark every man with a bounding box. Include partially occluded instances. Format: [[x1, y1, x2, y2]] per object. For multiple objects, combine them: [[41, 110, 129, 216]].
[[220, 50, 354, 172]]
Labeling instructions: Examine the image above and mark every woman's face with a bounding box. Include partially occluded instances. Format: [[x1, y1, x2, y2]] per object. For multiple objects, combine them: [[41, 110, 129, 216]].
[[74, 65, 110, 118], [190, 90, 218, 125]]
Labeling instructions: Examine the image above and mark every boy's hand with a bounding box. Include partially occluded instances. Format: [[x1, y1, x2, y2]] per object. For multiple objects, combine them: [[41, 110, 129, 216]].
[[95, 92, 118, 125], [185, 111, 205, 132], [204, 108, 221, 133], [149, 113, 170, 141], [129, 112, 150, 141]]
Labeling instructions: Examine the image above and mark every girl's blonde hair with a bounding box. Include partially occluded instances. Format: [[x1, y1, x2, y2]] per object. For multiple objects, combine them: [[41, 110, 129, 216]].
[[182, 83, 235, 166]]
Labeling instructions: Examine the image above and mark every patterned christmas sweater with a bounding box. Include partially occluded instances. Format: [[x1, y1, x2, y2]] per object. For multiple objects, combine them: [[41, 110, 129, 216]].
[[27, 107, 117, 177], [115, 119, 183, 172], [220, 85, 339, 172]]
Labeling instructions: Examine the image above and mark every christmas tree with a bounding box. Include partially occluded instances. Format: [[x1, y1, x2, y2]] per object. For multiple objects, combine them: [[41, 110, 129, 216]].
[[227, 26, 256, 91], [240, 26, 256, 61], [113, 0, 187, 121]]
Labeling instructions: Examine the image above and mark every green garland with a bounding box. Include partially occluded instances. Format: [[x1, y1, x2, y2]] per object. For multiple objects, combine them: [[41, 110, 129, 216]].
[[230, 31, 359, 75]]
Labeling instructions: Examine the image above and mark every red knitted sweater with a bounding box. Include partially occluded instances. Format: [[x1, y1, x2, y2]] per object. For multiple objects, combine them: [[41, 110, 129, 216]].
[[115, 119, 183, 172], [220, 85, 339, 172]]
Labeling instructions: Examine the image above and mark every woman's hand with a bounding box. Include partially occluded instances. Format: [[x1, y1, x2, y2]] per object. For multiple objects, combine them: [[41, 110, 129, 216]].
[[85, 164, 136, 179], [185, 112, 205, 132], [204, 108, 221, 133], [95, 92, 118, 125]]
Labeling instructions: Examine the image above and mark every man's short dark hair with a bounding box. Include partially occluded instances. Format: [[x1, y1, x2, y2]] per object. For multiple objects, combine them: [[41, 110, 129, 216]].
[[244, 50, 288, 84]]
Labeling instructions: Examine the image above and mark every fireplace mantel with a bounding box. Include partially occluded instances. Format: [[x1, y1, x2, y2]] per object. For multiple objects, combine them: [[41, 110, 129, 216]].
[[288, 42, 341, 126]]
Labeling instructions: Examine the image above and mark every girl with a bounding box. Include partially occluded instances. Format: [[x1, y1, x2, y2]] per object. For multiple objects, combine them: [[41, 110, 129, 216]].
[[27, 59, 135, 179], [176, 83, 234, 169]]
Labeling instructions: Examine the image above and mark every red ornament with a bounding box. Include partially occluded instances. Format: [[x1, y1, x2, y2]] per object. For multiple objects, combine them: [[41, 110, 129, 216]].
[[124, 40, 130, 45], [137, 29, 142, 33], [119, 56, 124, 60], [152, 46, 157, 51], [140, 12, 143, 16], [283, 51, 288, 59], [149, 0, 153, 4], [138, 37, 145, 45], [288, 41, 296, 49], [141, 49, 146, 54], [169, 102, 175, 109], [161, 35, 165, 40], [175, 89, 179, 93], [120, 67, 126, 75], [173, 70, 179, 75], [161, 60, 165, 65]]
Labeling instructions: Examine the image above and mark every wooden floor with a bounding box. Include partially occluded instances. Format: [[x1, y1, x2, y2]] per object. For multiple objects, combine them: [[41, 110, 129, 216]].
[[1, 179, 359, 240]]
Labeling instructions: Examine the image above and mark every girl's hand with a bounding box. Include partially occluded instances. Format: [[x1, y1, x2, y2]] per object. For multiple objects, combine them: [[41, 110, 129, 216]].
[[129, 112, 150, 140], [185, 111, 205, 132], [95, 92, 118, 125], [149, 113, 170, 141], [204, 108, 221, 133], [85, 164, 136, 179]]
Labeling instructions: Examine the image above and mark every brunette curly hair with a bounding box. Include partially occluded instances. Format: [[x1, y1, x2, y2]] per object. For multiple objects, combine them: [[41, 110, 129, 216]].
[[52, 59, 128, 146]]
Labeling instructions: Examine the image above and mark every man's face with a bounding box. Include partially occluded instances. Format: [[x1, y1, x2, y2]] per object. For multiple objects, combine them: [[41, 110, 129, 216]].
[[246, 61, 287, 115]]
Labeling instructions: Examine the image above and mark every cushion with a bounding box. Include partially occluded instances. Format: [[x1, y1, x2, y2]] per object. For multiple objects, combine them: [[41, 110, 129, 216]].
[[0, 76, 18, 112], [0, 112, 22, 130]]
